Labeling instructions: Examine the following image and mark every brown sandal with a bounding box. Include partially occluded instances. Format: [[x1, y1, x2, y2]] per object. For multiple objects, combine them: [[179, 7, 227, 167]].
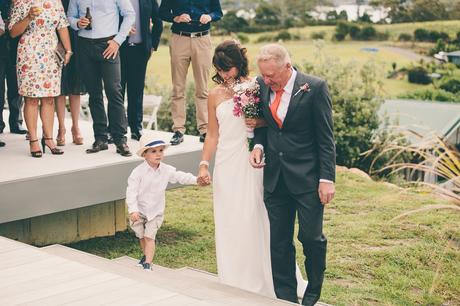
[[56, 128, 66, 146], [71, 127, 84, 145]]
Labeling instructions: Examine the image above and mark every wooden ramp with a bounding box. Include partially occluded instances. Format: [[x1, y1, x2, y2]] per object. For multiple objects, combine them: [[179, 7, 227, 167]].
[[0, 236, 299, 305]]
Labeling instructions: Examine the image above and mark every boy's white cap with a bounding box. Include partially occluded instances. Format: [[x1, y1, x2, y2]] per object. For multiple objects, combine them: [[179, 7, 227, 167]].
[[136, 133, 170, 157]]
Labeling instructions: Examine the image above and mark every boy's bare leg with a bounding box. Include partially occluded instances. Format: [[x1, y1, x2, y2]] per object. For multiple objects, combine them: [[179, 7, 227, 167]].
[[144, 237, 156, 264], [140, 238, 145, 254]]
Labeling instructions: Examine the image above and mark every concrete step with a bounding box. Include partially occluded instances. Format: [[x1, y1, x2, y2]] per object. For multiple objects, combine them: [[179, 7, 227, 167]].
[[111, 255, 294, 305], [176, 266, 219, 282]]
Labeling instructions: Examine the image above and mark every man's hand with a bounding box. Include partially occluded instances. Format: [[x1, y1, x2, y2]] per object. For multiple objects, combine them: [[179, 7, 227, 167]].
[[249, 148, 265, 168], [173, 14, 191, 23], [318, 182, 335, 205], [245, 118, 257, 129], [103, 40, 120, 59], [197, 165, 211, 186], [77, 17, 90, 29], [199, 14, 212, 24], [130, 212, 140, 222], [64, 52, 72, 66]]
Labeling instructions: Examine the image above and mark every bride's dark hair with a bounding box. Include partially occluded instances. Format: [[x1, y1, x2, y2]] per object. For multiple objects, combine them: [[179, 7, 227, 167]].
[[212, 40, 249, 84]]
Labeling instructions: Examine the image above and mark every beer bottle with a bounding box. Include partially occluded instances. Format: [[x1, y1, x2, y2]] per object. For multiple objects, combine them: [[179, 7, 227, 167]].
[[85, 7, 92, 30]]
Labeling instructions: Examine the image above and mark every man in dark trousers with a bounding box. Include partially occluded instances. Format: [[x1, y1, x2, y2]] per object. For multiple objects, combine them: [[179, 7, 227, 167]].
[[159, 0, 222, 145], [68, 0, 135, 156], [250, 44, 336, 306], [0, 0, 27, 136], [120, 0, 163, 141]]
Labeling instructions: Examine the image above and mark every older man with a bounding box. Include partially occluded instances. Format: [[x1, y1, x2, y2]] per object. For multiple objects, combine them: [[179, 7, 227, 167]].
[[68, 0, 135, 156], [250, 44, 336, 306]]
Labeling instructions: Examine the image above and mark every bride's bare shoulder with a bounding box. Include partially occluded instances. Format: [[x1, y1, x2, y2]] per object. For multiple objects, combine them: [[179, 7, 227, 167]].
[[209, 85, 232, 106]]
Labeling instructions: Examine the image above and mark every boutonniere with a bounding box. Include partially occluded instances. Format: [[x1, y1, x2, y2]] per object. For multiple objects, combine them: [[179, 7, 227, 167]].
[[293, 82, 311, 97]]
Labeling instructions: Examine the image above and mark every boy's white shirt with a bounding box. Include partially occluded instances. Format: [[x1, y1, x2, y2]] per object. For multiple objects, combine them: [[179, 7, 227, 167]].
[[126, 161, 197, 221]]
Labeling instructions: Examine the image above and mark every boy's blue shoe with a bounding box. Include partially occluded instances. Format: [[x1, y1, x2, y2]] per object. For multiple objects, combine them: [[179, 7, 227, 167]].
[[137, 255, 146, 267], [142, 262, 152, 271]]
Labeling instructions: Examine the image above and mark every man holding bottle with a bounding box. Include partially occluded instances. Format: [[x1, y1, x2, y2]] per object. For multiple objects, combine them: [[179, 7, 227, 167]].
[[68, 0, 135, 156]]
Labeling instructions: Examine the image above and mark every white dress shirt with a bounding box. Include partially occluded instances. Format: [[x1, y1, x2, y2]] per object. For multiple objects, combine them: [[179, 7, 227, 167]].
[[126, 161, 197, 221], [255, 69, 333, 184]]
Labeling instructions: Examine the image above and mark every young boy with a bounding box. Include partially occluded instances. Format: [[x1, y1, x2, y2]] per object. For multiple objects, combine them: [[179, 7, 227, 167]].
[[126, 133, 199, 271]]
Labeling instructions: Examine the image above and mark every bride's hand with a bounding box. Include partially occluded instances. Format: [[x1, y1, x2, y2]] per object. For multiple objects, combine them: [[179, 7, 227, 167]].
[[198, 165, 211, 186], [249, 148, 265, 168]]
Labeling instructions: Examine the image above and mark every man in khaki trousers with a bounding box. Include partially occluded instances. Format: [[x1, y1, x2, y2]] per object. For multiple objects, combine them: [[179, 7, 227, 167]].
[[159, 0, 223, 145]]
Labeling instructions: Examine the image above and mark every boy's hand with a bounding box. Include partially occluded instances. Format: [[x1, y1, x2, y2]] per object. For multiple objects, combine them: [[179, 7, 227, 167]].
[[130, 212, 140, 222]]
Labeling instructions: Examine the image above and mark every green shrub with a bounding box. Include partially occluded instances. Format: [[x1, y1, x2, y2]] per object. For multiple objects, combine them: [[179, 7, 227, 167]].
[[414, 28, 430, 41], [156, 82, 200, 136], [349, 25, 361, 40], [310, 31, 326, 40], [334, 32, 346, 41], [398, 33, 412, 41], [303, 41, 385, 169], [398, 88, 460, 102], [255, 34, 275, 43], [236, 33, 249, 44], [275, 30, 292, 41], [359, 25, 377, 40], [408, 66, 431, 84], [439, 77, 460, 94]]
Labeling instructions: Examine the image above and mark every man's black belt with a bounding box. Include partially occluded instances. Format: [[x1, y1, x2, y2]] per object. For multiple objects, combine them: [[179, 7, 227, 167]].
[[172, 30, 209, 38], [78, 35, 115, 43]]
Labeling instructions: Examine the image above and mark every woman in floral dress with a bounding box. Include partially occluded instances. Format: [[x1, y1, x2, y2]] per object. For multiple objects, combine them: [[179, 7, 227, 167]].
[[9, 0, 72, 157]]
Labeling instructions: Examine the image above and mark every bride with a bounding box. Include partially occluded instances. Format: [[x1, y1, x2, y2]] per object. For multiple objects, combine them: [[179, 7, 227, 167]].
[[197, 40, 306, 298]]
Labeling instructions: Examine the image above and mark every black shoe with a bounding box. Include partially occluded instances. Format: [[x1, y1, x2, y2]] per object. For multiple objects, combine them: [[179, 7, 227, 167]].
[[86, 140, 108, 154], [199, 133, 206, 143], [137, 255, 146, 267], [115, 142, 132, 157], [170, 131, 184, 146], [131, 132, 142, 141], [10, 127, 28, 134], [0, 140, 5, 147], [142, 262, 152, 271]]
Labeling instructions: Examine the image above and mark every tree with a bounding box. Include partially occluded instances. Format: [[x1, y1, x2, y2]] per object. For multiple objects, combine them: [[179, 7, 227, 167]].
[[410, 0, 448, 21], [217, 10, 249, 33], [253, 3, 281, 26]]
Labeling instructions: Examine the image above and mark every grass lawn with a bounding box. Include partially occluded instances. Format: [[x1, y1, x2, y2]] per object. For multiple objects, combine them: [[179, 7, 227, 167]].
[[68, 170, 460, 305], [146, 39, 424, 98]]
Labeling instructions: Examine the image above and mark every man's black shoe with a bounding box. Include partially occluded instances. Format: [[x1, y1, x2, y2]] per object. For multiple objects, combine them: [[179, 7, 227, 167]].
[[0, 140, 5, 147], [116, 142, 132, 157], [199, 133, 206, 143], [10, 127, 27, 134], [131, 132, 142, 141], [86, 140, 108, 154], [170, 131, 184, 146]]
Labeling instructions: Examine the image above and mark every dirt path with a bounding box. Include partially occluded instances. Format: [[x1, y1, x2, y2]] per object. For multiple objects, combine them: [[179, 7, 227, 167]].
[[381, 46, 433, 62]]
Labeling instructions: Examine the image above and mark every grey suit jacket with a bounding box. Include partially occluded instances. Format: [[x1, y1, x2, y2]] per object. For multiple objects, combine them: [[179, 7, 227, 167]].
[[254, 71, 336, 195]]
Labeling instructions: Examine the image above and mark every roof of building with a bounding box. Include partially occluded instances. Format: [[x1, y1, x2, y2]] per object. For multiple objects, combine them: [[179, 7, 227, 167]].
[[379, 99, 460, 142], [446, 51, 460, 57]]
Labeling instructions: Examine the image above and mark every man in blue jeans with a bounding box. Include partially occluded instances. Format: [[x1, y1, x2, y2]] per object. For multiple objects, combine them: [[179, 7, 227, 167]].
[[68, 0, 135, 156]]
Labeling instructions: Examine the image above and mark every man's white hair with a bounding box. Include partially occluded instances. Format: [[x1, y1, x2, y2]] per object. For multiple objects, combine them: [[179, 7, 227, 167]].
[[256, 43, 291, 67]]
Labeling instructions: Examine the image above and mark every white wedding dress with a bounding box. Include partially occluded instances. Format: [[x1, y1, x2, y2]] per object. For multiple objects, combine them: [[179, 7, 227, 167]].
[[212, 99, 307, 298]]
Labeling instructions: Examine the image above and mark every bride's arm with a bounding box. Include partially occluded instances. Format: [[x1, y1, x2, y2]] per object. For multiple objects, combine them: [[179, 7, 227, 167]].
[[198, 89, 220, 185]]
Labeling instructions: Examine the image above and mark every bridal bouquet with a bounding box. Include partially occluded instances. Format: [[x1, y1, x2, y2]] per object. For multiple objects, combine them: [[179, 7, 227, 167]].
[[232, 78, 262, 150]]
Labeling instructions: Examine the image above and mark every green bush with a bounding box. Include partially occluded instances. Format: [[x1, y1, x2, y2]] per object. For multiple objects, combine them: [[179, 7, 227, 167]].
[[407, 66, 431, 84], [398, 33, 412, 41], [414, 28, 430, 41], [310, 31, 326, 40], [398, 88, 460, 102], [255, 34, 275, 43], [349, 25, 361, 40], [236, 33, 249, 44], [275, 30, 292, 41], [156, 82, 200, 136], [439, 77, 460, 94], [334, 32, 346, 41], [302, 41, 386, 169], [359, 25, 377, 40]]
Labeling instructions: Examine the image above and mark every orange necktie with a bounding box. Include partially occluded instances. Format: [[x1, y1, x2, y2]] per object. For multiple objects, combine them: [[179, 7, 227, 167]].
[[270, 89, 284, 128]]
